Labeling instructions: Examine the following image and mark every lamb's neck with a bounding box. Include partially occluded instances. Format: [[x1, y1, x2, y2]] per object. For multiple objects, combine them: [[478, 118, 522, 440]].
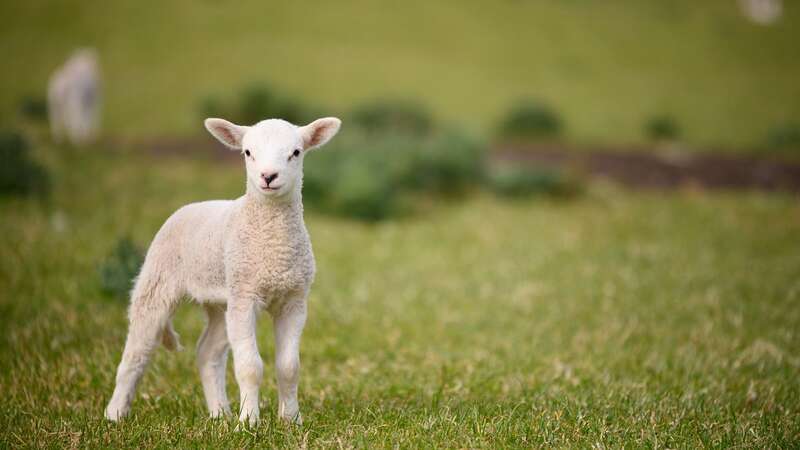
[[243, 182, 305, 227]]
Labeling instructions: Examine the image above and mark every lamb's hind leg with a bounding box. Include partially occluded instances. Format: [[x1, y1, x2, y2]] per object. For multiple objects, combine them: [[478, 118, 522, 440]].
[[197, 304, 231, 417], [105, 276, 179, 421]]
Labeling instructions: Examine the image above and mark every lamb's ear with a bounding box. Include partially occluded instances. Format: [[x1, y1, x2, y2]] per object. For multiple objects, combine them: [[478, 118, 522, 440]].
[[204, 118, 249, 150], [299, 117, 341, 151]]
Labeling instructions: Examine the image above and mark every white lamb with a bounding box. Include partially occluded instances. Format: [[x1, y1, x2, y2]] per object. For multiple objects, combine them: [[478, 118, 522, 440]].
[[105, 116, 342, 425]]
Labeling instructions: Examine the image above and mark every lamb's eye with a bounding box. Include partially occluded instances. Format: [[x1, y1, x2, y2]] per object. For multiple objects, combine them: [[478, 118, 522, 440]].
[[244, 149, 251, 157], [293, 149, 301, 158]]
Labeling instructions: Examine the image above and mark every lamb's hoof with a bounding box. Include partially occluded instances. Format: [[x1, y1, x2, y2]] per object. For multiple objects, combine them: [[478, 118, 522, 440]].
[[281, 411, 303, 426], [104, 405, 128, 422], [237, 412, 260, 429], [208, 408, 232, 419]]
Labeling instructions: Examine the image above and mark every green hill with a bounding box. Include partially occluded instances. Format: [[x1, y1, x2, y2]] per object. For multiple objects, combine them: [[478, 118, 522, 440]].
[[1, 0, 799, 148]]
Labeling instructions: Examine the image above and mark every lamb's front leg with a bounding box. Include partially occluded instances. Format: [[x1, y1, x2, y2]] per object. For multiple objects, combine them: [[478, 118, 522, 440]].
[[272, 297, 307, 424], [226, 299, 263, 425]]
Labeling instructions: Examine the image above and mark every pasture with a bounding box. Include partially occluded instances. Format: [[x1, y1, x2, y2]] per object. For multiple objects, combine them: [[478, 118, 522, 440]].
[[1, 146, 798, 447]]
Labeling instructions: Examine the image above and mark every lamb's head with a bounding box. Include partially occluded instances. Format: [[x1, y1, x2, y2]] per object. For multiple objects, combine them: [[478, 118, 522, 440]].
[[204, 117, 341, 198]]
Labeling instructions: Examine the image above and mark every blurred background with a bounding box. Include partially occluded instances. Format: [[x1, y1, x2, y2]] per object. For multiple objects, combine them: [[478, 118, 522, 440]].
[[1, 1, 799, 447]]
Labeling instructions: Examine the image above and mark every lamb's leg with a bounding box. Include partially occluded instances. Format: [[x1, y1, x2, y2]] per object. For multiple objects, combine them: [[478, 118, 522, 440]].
[[272, 298, 307, 424], [196, 304, 231, 417], [227, 299, 263, 425], [105, 293, 176, 421]]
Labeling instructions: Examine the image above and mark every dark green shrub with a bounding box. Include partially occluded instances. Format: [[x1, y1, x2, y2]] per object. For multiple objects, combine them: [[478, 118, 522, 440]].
[[766, 122, 800, 151], [237, 83, 313, 125], [99, 236, 144, 300], [497, 100, 563, 141], [198, 83, 317, 125], [398, 130, 485, 194], [0, 131, 50, 197], [198, 94, 226, 119], [488, 164, 581, 198], [350, 100, 433, 136], [303, 133, 400, 221], [18, 94, 48, 121], [304, 129, 486, 220], [645, 115, 680, 141]]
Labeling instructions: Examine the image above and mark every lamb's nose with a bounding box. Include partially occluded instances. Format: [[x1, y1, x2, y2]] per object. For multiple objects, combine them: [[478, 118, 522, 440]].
[[262, 172, 279, 185]]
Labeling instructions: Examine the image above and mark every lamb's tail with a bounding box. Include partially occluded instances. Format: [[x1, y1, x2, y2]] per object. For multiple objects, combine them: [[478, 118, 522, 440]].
[[161, 319, 183, 351]]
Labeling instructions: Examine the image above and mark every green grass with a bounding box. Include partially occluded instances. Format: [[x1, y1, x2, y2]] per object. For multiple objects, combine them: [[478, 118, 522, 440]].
[[1, 1, 799, 148], [1, 145, 799, 447]]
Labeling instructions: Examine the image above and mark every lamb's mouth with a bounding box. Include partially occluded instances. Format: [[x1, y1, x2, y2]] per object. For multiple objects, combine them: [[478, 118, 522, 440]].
[[260, 184, 282, 192]]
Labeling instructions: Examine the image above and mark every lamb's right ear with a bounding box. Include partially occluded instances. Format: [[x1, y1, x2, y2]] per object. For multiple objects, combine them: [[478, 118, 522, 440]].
[[204, 118, 249, 150]]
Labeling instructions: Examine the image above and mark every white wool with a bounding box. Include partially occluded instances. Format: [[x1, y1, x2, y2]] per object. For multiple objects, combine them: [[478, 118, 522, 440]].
[[105, 117, 341, 425]]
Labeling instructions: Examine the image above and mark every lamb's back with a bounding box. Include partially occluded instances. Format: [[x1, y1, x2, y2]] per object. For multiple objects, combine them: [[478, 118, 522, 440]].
[[148, 199, 238, 302]]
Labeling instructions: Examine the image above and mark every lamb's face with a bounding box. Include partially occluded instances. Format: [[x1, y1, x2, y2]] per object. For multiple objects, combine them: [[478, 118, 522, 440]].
[[205, 117, 341, 198]]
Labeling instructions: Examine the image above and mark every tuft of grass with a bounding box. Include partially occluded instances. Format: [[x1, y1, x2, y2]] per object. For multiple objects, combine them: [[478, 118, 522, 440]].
[[98, 236, 144, 300], [1, 148, 799, 447]]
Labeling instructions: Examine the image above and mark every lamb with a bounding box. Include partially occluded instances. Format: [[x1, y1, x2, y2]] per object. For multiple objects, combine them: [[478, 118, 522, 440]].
[[105, 116, 342, 425]]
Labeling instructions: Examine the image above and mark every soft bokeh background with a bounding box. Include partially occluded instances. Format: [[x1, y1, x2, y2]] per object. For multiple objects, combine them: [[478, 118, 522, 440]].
[[1, 1, 799, 447]]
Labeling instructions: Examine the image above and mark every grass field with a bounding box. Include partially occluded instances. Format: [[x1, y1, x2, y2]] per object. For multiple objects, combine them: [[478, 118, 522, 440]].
[[2, 1, 800, 148], [1, 145, 799, 447]]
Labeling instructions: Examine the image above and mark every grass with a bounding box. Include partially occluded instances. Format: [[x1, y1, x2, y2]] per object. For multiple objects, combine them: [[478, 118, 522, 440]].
[[0, 144, 799, 447], [1, 1, 799, 148]]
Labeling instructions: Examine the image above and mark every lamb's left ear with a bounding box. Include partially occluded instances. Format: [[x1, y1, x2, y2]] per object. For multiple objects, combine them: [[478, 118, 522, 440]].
[[204, 118, 249, 150], [300, 117, 341, 151]]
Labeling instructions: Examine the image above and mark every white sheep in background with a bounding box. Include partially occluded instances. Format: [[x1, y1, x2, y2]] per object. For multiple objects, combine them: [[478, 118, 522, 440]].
[[105, 116, 342, 425], [48, 48, 102, 146]]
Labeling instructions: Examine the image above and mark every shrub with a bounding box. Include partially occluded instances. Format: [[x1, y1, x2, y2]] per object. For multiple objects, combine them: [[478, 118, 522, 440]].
[[0, 131, 50, 197], [645, 115, 680, 141], [488, 164, 581, 198], [497, 100, 563, 141], [350, 100, 433, 136], [198, 83, 316, 126], [766, 122, 800, 151], [237, 83, 314, 125], [398, 130, 485, 194], [99, 236, 144, 300], [18, 94, 48, 121], [304, 129, 486, 220], [198, 94, 226, 119]]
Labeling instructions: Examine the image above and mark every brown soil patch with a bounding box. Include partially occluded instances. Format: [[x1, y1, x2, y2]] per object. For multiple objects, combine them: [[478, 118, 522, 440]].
[[494, 144, 800, 193]]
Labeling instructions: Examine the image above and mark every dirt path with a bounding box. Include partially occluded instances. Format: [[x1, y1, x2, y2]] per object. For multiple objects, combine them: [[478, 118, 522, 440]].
[[493, 145, 800, 193]]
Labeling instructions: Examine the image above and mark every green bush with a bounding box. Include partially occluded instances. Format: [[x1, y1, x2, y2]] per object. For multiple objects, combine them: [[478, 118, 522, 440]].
[[0, 131, 50, 197], [350, 100, 433, 136], [488, 164, 581, 198], [766, 122, 800, 151], [99, 236, 144, 300], [304, 129, 486, 220], [497, 100, 563, 141], [198, 83, 316, 125], [644, 115, 680, 141], [198, 94, 226, 119]]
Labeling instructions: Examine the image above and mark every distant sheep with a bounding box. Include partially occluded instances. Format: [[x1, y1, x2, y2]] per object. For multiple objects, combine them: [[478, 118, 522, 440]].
[[48, 49, 101, 145], [105, 116, 342, 425]]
